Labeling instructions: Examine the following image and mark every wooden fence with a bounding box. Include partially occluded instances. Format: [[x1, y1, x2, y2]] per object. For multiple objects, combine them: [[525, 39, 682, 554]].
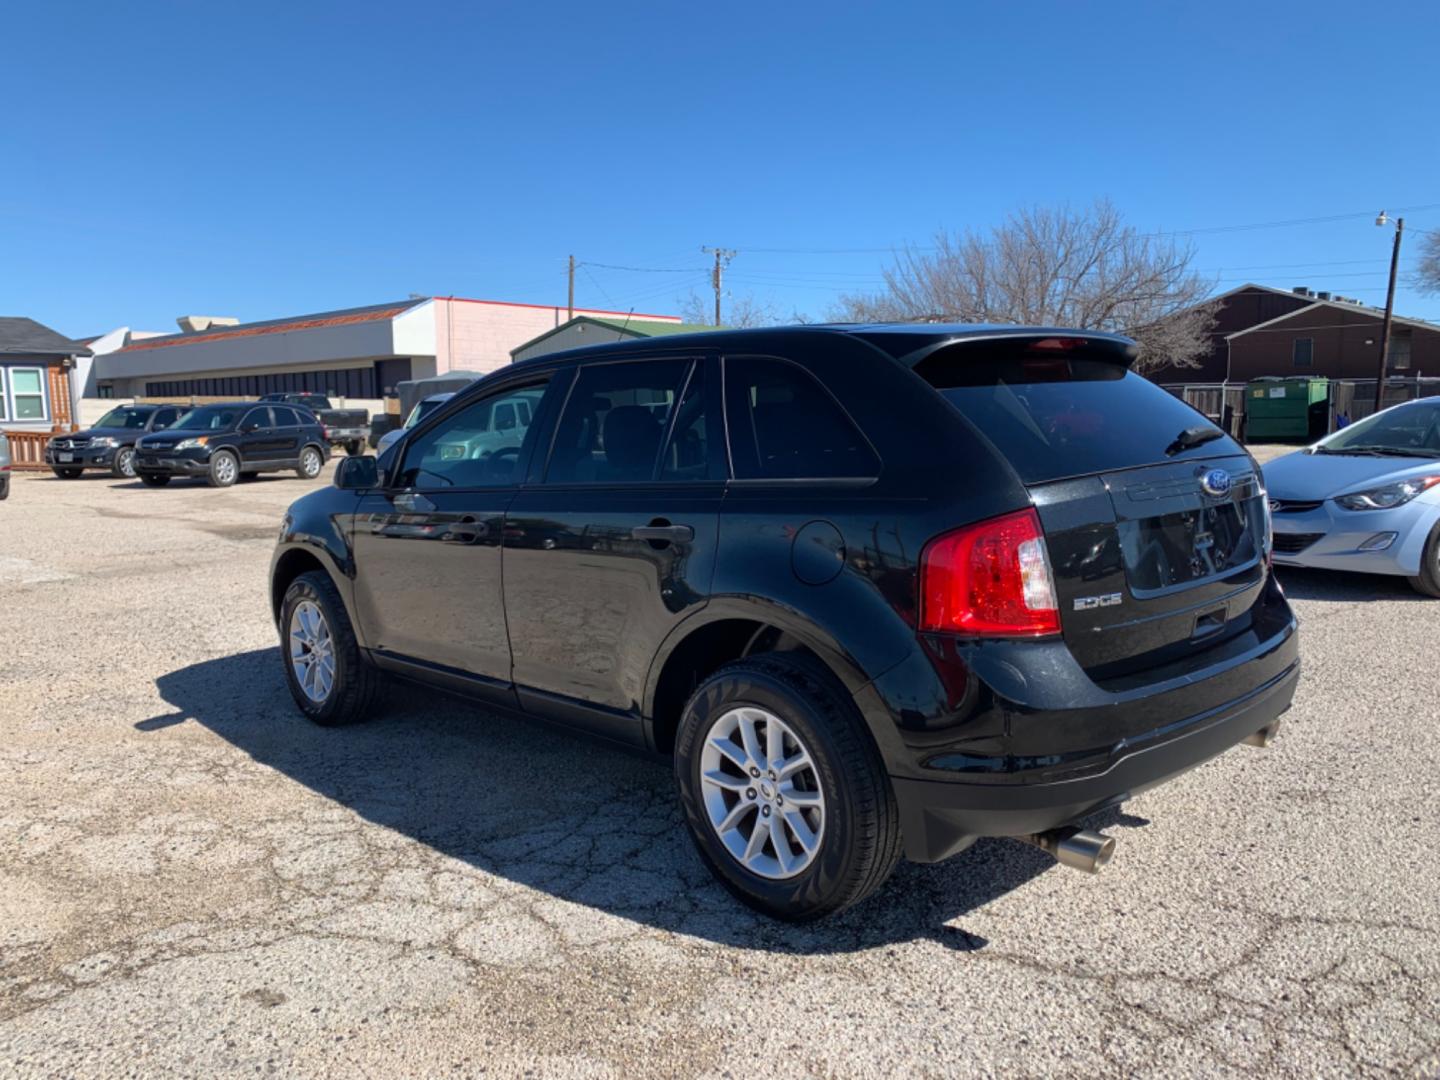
[[4, 431, 61, 470]]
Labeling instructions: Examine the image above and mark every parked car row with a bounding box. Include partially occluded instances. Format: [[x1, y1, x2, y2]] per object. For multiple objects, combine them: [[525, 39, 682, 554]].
[[270, 324, 1301, 920], [38, 400, 359, 488]]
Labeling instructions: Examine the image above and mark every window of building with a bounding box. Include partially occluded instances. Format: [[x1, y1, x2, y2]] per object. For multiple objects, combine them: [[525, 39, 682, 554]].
[[545, 359, 692, 484], [723, 355, 879, 480], [1292, 338, 1314, 368], [7, 367, 49, 421], [1391, 330, 1413, 371], [0, 369, 7, 421]]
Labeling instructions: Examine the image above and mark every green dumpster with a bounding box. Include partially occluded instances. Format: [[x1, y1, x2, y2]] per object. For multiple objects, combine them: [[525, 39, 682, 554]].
[[1244, 378, 1330, 442]]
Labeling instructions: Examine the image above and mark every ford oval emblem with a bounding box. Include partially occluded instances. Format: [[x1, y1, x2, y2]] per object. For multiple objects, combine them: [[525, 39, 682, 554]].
[[1200, 468, 1232, 498]]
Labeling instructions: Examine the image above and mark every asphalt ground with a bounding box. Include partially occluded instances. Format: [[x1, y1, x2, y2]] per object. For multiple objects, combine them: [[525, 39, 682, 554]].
[[1, 459, 1437, 1078]]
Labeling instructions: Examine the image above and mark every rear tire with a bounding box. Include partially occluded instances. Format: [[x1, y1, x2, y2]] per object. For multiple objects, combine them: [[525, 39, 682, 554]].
[[674, 653, 901, 921], [52, 467, 83, 479], [280, 570, 381, 726], [345, 440, 363, 457], [1408, 521, 1440, 598], [296, 445, 324, 479], [138, 472, 171, 487], [207, 450, 239, 488], [111, 446, 137, 478]]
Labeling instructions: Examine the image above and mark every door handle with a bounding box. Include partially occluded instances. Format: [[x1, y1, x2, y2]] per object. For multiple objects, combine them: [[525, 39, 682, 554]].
[[631, 523, 694, 543], [393, 492, 435, 513]]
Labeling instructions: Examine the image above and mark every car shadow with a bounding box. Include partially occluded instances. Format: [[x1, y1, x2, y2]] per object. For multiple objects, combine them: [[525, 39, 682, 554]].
[[1273, 566, 1426, 603], [144, 648, 1147, 954]]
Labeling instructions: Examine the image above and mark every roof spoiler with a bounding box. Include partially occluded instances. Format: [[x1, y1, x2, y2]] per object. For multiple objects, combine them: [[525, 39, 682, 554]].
[[857, 328, 1140, 370]]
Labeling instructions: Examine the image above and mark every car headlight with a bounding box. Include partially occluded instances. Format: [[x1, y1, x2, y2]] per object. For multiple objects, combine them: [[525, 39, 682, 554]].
[[90, 437, 119, 449], [174, 437, 209, 450], [1334, 476, 1440, 511]]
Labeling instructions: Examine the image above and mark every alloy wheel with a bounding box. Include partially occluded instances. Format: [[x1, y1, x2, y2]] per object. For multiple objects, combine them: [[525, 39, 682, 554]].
[[698, 706, 826, 880], [215, 455, 237, 484], [289, 600, 336, 703], [116, 448, 136, 477], [301, 449, 321, 477]]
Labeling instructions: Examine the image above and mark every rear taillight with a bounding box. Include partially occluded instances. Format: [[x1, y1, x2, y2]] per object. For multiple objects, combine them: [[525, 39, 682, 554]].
[[321, 426, 330, 440], [920, 508, 1060, 637]]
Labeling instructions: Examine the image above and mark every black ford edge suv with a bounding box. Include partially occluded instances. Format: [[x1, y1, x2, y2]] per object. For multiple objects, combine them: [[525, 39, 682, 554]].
[[269, 325, 1298, 920], [135, 402, 329, 488]]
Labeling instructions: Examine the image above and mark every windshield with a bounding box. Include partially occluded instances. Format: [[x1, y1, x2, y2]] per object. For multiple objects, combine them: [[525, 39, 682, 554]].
[[171, 405, 243, 430], [405, 397, 449, 429], [1316, 400, 1440, 457], [95, 407, 153, 430]]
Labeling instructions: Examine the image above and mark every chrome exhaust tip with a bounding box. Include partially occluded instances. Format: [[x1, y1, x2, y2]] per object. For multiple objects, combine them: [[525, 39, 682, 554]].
[[1243, 720, 1282, 747], [1020, 827, 1116, 874]]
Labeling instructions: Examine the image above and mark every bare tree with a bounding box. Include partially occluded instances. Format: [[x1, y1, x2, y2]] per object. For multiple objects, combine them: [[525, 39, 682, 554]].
[[677, 290, 782, 329], [833, 200, 1217, 373], [1415, 229, 1440, 296]]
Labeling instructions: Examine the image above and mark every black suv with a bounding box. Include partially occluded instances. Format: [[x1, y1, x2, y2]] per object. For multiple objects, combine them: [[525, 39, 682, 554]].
[[135, 402, 329, 488], [45, 403, 184, 479], [269, 326, 1298, 920]]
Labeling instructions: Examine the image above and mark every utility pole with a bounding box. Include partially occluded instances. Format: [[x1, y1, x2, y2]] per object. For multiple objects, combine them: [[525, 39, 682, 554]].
[[702, 247, 737, 326], [567, 255, 575, 320], [1373, 213, 1404, 415]]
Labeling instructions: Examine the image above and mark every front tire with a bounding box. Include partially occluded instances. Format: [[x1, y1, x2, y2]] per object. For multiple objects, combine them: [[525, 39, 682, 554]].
[[111, 446, 137, 478], [280, 570, 380, 725], [296, 445, 324, 479], [138, 472, 171, 487], [207, 450, 239, 487], [52, 467, 83, 479], [1408, 521, 1440, 598], [674, 653, 901, 921]]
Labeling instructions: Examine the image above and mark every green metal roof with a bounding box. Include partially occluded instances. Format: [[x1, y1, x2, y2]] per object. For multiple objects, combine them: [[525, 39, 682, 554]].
[[586, 318, 721, 336]]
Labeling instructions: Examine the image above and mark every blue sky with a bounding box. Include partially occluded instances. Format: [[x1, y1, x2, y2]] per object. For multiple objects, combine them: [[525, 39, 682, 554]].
[[3, 0, 1438, 337]]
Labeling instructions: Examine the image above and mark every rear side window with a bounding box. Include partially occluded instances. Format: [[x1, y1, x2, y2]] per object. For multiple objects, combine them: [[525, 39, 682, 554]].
[[724, 355, 879, 480], [918, 341, 1239, 484], [272, 406, 301, 427], [545, 358, 691, 484]]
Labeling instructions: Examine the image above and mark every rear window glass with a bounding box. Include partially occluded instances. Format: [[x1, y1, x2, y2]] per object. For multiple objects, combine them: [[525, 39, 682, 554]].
[[919, 346, 1238, 483]]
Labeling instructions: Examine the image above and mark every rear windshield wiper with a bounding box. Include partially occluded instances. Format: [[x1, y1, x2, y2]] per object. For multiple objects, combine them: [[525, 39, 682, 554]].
[[1165, 425, 1225, 456]]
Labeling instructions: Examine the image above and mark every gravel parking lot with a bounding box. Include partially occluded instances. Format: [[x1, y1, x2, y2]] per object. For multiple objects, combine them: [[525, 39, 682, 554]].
[[2, 463, 1438, 1078]]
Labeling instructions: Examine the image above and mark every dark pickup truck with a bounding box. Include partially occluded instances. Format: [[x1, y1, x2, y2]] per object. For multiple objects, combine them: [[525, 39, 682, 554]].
[[259, 393, 370, 455]]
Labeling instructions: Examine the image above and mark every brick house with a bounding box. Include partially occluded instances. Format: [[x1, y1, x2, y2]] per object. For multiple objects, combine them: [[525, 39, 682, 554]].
[[1226, 297, 1440, 382], [1148, 284, 1315, 384]]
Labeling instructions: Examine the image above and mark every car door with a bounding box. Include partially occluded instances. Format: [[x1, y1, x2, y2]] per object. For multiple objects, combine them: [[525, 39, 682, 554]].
[[502, 354, 724, 746], [269, 406, 305, 463], [238, 406, 281, 463], [349, 374, 560, 705]]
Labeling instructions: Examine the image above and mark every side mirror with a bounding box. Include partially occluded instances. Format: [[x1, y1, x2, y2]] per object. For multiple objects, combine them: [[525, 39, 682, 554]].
[[334, 454, 379, 490], [240, 420, 259, 433]]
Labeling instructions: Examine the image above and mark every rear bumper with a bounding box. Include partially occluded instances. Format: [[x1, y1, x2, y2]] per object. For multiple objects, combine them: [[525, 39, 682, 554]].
[[890, 658, 1297, 861]]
